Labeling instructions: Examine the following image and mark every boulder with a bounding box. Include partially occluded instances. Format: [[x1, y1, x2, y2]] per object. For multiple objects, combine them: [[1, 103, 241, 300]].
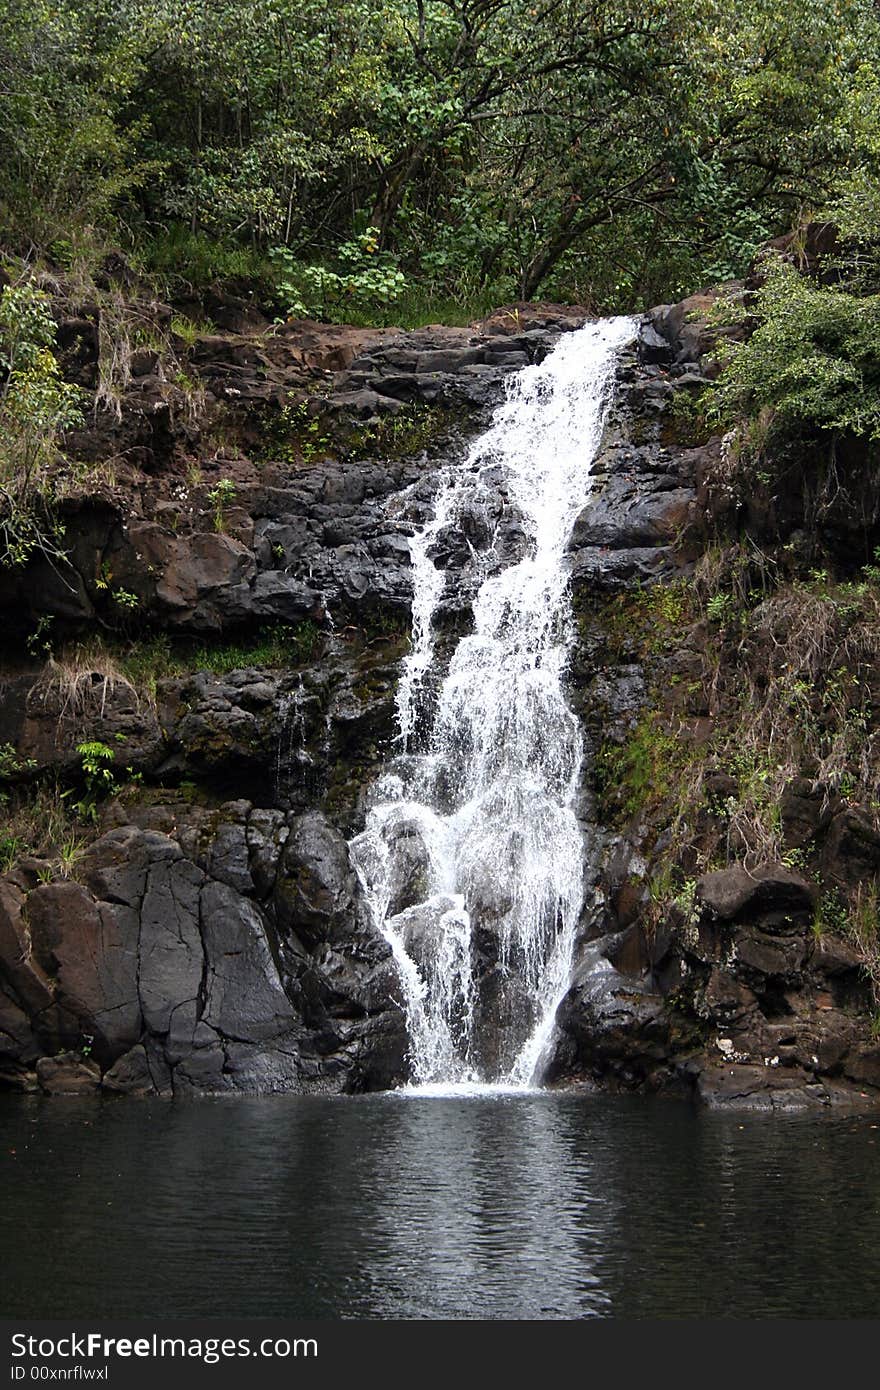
[[549, 947, 673, 1090], [697, 864, 815, 922], [646, 287, 747, 369], [200, 881, 298, 1043], [571, 478, 694, 551], [274, 812, 358, 947], [26, 881, 142, 1058], [36, 1052, 102, 1095], [844, 1045, 880, 1090], [810, 935, 864, 978], [694, 1064, 842, 1112], [102, 1044, 158, 1095], [820, 811, 880, 888]]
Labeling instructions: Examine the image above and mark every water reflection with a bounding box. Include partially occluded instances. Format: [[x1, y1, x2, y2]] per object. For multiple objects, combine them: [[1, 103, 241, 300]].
[[1, 1093, 878, 1318], [356, 1096, 612, 1317]]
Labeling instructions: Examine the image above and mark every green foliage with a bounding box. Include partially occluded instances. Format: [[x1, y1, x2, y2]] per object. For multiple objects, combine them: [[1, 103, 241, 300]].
[[170, 314, 208, 348], [187, 621, 320, 673], [596, 713, 688, 824], [112, 588, 140, 610], [207, 477, 237, 531], [0, 776, 89, 874], [706, 591, 736, 625], [70, 740, 116, 823], [639, 583, 692, 645], [707, 260, 880, 445], [76, 740, 115, 788], [0, 742, 37, 782], [67, 739, 142, 823], [259, 398, 450, 469], [27, 614, 55, 659], [587, 581, 695, 661], [275, 228, 406, 321], [95, 561, 139, 610], [140, 227, 270, 293], [115, 634, 180, 699], [862, 547, 880, 585], [118, 621, 320, 687], [814, 883, 880, 1003], [353, 404, 449, 459], [665, 387, 716, 448], [813, 888, 850, 939], [0, 0, 158, 247], [258, 403, 331, 466], [0, 834, 23, 872], [3, 1, 880, 310], [356, 607, 409, 643], [0, 281, 84, 567]]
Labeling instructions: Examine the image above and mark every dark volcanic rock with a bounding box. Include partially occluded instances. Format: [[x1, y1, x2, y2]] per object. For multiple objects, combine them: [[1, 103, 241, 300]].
[[102, 1044, 163, 1095], [26, 879, 142, 1060], [566, 346, 700, 596], [645, 287, 748, 371], [1, 296, 879, 1106], [0, 312, 571, 640], [820, 811, 880, 888], [274, 812, 359, 948], [693, 1065, 856, 1112], [36, 1053, 102, 1095], [548, 948, 674, 1092], [201, 881, 297, 1041], [0, 807, 406, 1095], [696, 865, 815, 922]]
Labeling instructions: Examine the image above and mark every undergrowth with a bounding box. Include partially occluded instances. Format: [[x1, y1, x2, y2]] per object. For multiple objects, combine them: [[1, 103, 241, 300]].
[[592, 550, 880, 989], [116, 622, 321, 696]]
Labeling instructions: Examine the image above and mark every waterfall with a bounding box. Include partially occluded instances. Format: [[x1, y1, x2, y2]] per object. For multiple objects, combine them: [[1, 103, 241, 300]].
[[349, 318, 636, 1088]]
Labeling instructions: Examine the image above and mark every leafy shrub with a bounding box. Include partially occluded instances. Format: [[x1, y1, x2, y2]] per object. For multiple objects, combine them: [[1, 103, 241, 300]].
[[0, 281, 84, 567], [72, 739, 144, 823], [207, 477, 237, 531], [706, 259, 880, 445], [76, 740, 115, 795], [274, 228, 406, 321], [0, 741, 37, 782]]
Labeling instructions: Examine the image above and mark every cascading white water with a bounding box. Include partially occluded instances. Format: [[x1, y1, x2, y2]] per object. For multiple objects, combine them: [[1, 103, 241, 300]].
[[349, 318, 636, 1088]]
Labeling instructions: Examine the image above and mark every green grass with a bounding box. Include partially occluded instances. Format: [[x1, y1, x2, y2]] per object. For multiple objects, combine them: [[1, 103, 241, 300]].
[[596, 712, 689, 825], [138, 226, 272, 294], [137, 227, 507, 327], [335, 285, 507, 329], [117, 623, 321, 688], [187, 622, 320, 674]]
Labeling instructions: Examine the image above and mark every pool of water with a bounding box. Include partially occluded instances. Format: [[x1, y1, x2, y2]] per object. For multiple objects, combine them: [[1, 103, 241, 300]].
[[1, 1091, 879, 1318]]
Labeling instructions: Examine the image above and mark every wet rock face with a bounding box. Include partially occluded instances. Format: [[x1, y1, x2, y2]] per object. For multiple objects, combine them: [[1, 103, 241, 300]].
[[274, 811, 359, 947], [0, 312, 579, 641], [545, 305, 880, 1111], [0, 306, 627, 1096], [2, 314, 544, 1096], [0, 808, 407, 1095], [549, 847, 880, 1110], [2, 297, 879, 1104], [565, 331, 710, 595]]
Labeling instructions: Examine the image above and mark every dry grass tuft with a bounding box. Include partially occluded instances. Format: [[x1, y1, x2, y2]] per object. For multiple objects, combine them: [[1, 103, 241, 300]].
[[32, 640, 142, 722]]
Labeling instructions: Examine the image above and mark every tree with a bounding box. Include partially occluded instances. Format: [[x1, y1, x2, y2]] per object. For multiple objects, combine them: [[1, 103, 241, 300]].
[[1, 0, 878, 311]]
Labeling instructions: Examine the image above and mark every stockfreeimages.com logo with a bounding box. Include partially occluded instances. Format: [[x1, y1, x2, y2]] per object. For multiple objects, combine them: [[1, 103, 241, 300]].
[[10, 1333, 317, 1372]]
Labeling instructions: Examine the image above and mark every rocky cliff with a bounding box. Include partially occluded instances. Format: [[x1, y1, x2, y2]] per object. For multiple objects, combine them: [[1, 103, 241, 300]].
[[1, 278, 878, 1107]]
